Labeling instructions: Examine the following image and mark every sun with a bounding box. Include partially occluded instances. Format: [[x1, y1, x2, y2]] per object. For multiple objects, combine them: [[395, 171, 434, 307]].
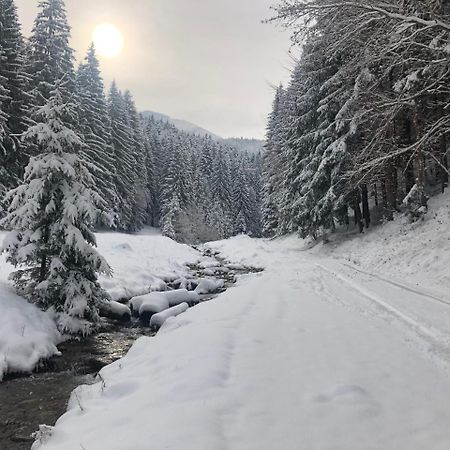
[[93, 23, 124, 58]]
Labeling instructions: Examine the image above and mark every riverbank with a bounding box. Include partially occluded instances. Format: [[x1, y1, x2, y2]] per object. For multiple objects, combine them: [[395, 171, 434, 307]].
[[0, 227, 202, 380]]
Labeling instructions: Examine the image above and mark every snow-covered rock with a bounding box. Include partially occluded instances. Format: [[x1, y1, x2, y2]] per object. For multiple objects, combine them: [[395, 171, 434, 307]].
[[194, 278, 225, 295], [149, 303, 189, 330], [159, 289, 199, 307], [138, 293, 170, 323], [99, 301, 131, 322]]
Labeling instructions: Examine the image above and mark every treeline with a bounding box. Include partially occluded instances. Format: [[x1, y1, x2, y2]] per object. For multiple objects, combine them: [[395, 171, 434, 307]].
[[263, 0, 450, 239], [0, 0, 262, 242]]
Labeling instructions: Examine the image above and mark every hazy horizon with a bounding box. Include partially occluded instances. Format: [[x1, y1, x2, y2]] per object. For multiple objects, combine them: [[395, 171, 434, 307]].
[[15, 0, 293, 139]]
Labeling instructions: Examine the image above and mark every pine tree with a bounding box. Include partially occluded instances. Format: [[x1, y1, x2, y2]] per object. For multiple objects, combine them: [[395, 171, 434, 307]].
[[107, 81, 138, 230], [0, 83, 111, 336], [262, 84, 285, 236], [123, 90, 149, 229], [28, 0, 75, 106], [77, 44, 117, 222], [0, 0, 30, 191]]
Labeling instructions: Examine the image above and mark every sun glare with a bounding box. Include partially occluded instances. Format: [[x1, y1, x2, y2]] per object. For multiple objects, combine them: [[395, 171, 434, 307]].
[[93, 23, 124, 58]]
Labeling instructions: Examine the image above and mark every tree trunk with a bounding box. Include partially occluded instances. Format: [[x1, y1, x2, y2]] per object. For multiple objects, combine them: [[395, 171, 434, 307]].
[[373, 184, 379, 207], [411, 110, 428, 209], [353, 194, 364, 233], [361, 184, 370, 229], [440, 134, 448, 193], [384, 167, 396, 221]]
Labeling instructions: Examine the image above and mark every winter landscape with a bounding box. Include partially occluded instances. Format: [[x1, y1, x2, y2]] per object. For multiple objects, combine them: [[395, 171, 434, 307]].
[[1, 0, 450, 449]]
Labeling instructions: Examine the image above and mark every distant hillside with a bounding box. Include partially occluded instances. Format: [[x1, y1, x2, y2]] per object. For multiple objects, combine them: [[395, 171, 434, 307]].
[[141, 110, 221, 140], [141, 110, 264, 154], [223, 137, 264, 155]]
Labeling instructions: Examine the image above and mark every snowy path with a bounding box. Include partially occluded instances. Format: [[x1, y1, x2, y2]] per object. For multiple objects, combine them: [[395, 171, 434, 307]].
[[36, 237, 450, 450]]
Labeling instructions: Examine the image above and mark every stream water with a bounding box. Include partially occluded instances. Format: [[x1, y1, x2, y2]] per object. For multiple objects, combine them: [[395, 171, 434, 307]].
[[0, 321, 154, 449], [0, 251, 262, 450]]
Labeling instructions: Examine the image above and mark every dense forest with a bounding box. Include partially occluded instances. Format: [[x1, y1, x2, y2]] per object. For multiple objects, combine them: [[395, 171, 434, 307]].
[[0, 0, 262, 244], [263, 0, 450, 239]]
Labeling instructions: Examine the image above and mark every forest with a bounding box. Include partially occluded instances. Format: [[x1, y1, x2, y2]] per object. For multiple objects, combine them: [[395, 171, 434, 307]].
[[263, 0, 450, 239], [0, 0, 262, 245]]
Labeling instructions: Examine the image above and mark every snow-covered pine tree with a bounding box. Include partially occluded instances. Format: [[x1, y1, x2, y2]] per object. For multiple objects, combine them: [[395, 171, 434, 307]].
[[76, 44, 117, 223], [262, 84, 285, 236], [123, 90, 150, 230], [0, 83, 111, 336], [28, 0, 75, 106], [0, 0, 30, 192], [107, 81, 138, 231], [231, 156, 252, 235], [0, 62, 9, 197], [143, 115, 162, 227], [159, 132, 191, 241]]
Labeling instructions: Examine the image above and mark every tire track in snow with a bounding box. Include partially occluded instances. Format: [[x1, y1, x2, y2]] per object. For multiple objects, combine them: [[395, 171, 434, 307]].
[[315, 263, 450, 369], [340, 262, 450, 307]]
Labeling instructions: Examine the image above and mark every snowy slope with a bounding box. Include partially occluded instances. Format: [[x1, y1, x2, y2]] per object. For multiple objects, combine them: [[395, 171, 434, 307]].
[[34, 200, 450, 450], [96, 228, 201, 301], [0, 232, 61, 380], [310, 191, 450, 296]]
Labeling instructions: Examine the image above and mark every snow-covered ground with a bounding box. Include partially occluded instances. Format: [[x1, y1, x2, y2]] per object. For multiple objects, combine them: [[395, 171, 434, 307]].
[[96, 228, 200, 301], [0, 233, 60, 381], [33, 192, 450, 450], [0, 228, 202, 380]]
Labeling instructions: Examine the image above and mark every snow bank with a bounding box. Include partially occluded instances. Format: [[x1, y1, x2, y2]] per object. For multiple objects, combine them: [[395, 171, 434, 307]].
[[0, 286, 60, 381], [150, 303, 189, 329], [0, 232, 61, 380], [311, 191, 450, 295], [97, 228, 200, 301]]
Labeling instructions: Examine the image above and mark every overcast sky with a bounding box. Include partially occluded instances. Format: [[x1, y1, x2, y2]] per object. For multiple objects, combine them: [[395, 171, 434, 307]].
[[15, 0, 293, 139]]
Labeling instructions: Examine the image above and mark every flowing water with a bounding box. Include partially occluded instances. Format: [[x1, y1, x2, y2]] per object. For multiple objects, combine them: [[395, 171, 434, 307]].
[[0, 322, 154, 450]]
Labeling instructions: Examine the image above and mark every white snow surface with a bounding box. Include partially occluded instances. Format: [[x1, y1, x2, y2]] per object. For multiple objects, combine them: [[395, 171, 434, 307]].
[[0, 239, 61, 380], [34, 192, 450, 450], [97, 228, 201, 301]]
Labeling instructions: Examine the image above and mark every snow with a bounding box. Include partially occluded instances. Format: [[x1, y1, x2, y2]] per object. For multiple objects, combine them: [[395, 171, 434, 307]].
[[138, 293, 170, 316], [194, 278, 225, 294], [150, 303, 189, 329], [100, 300, 131, 321], [97, 228, 201, 302], [0, 238, 61, 380], [158, 288, 199, 306], [32, 192, 450, 450]]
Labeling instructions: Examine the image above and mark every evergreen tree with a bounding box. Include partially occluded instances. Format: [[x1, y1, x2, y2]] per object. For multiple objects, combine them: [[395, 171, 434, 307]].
[[107, 81, 138, 230], [28, 0, 75, 106], [1, 83, 111, 336], [0, 0, 30, 190], [77, 44, 117, 222], [123, 90, 149, 229]]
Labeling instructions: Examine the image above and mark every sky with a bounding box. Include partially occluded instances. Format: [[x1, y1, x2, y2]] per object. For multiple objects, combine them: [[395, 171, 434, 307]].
[[15, 0, 294, 139]]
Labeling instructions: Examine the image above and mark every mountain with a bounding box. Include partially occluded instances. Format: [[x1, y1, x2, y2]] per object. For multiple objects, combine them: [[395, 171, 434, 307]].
[[141, 110, 221, 140], [141, 110, 264, 155]]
